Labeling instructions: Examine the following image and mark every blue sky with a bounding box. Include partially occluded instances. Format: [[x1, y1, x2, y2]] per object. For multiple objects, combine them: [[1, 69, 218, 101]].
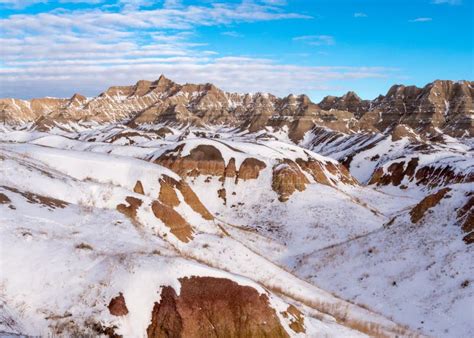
[[0, 0, 472, 101]]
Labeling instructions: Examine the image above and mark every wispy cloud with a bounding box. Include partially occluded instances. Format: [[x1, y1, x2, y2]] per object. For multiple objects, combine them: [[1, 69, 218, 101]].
[[0, 1, 397, 99], [354, 12, 368, 18], [293, 35, 335, 46], [409, 17, 433, 22], [0, 57, 396, 98], [221, 31, 243, 38], [0, 0, 104, 9], [432, 0, 461, 5], [261, 0, 287, 6]]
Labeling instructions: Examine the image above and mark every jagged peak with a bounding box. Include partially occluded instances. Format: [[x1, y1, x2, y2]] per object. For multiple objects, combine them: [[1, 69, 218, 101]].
[[383, 80, 473, 99], [320, 95, 337, 101], [70, 93, 86, 101], [152, 74, 175, 87], [384, 83, 425, 98], [342, 91, 362, 101], [426, 79, 473, 93]]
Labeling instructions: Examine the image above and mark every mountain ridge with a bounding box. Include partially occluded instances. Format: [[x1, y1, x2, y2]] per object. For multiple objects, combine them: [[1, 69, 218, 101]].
[[1, 76, 472, 138]]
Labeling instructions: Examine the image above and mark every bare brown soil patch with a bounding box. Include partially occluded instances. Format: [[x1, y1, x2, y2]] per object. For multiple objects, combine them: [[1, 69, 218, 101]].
[[108, 131, 151, 144], [458, 194, 474, 233], [217, 188, 226, 205], [157, 174, 213, 220], [175, 180, 213, 220], [153, 127, 173, 138], [296, 159, 332, 186], [410, 188, 451, 223], [116, 196, 143, 220], [75, 243, 93, 250], [370, 158, 419, 186], [108, 293, 129, 316], [0, 192, 11, 204], [158, 176, 180, 208], [91, 322, 121, 338], [1, 186, 68, 209], [463, 232, 474, 244], [151, 201, 194, 242], [146, 276, 289, 338], [281, 305, 305, 333], [133, 180, 144, 195], [326, 162, 358, 185], [414, 165, 470, 187]]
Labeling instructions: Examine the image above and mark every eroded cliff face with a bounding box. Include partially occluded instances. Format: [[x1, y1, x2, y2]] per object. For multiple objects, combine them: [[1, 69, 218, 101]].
[[369, 157, 473, 188], [155, 144, 267, 183], [146, 277, 290, 338], [371, 80, 474, 136], [2, 76, 472, 138]]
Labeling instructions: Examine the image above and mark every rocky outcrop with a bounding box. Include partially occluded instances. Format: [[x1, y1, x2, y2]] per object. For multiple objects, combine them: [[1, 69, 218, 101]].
[[371, 80, 474, 136], [272, 160, 309, 202], [236, 158, 267, 181], [156, 145, 226, 178], [319, 91, 370, 118], [370, 158, 473, 188], [369, 158, 419, 186], [108, 293, 129, 317], [146, 277, 289, 338], [2, 76, 471, 138], [156, 144, 267, 185], [270, 157, 357, 202], [223, 158, 237, 178]]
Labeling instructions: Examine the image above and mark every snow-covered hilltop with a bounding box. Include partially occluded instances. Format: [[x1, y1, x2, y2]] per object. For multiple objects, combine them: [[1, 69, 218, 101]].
[[0, 77, 472, 337]]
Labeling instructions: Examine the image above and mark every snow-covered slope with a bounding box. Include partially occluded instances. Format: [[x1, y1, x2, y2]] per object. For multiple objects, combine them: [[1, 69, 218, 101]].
[[0, 119, 472, 337], [293, 183, 473, 337], [0, 140, 414, 337]]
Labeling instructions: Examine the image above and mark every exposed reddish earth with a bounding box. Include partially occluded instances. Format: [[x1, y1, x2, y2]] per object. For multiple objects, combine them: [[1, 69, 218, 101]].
[[410, 188, 452, 223], [116, 196, 143, 220], [108, 293, 129, 317], [146, 277, 290, 338]]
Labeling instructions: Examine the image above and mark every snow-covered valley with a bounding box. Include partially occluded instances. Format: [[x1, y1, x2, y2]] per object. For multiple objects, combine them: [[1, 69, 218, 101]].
[[0, 119, 472, 337]]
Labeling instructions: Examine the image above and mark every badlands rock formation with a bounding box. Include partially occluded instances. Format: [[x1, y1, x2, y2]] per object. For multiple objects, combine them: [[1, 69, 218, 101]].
[[1, 76, 472, 138], [0, 76, 472, 337]]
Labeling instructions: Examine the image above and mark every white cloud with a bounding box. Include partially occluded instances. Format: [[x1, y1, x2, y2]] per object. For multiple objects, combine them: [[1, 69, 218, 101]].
[[0, 0, 103, 9], [293, 35, 335, 46], [409, 17, 433, 22], [0, 57, 395, 98], [0, 1, 396, 99], [354, 12, 367, 18]]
